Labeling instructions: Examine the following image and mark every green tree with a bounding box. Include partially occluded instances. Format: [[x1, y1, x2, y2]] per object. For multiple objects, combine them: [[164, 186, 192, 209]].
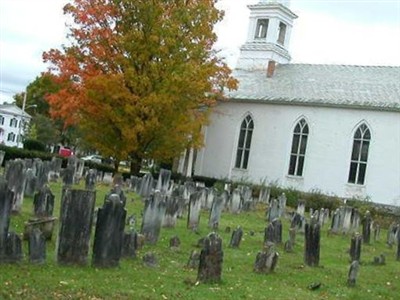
[[43, 0, 237, 173]]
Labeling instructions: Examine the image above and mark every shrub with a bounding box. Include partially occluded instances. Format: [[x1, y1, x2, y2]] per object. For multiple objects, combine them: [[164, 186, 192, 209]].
[[23, 139, 46, 152]]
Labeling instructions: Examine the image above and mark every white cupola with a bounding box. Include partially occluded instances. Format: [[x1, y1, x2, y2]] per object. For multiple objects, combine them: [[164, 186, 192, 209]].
[[236, 0, 297, 70]]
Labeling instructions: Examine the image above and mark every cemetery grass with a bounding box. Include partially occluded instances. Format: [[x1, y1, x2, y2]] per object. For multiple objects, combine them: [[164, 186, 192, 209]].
[[2, 183, 399, 300]]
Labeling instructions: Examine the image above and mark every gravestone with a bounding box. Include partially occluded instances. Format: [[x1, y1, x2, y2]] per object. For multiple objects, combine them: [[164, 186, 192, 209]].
[[105, 185, 127, 207], [373, 253, 386, 265], [49, 157, 62, 182], [254, 243, 279, 274], [29, 228, 46, 264], [0, 150, 5, 166], [33, 185, 55, 218], [162, 195, 180, 228], [35, 159, 50, 191], [266, 199, 279, 222], [5, 159, 26, 213], [3, 232, 23, 263], [397, 231, 400, 261], [187, 250, 200, 269], [342, 206, 353, 234], [169, 235, 181, 250], [141, 192, 166, 244], [290, 213, 303, 231], [197, 232, 223, 283], [205, 188, 216, 210], [349, 233, 362, 262], [187, 191, 202, 230], [304, 218, 320, 267], [330, 208, 341, 234], [297, 199, 305, 216], [387, 222, 398, 247], [143, 252, 158, 268], [258, 186, 270, 203], [284, 228, 296, 253], [0, 179, 13, 262], [278, 193, 286, 217], [122, 231, 137, 259], [264, 219, 282, 244], [362, 211, 372, 244], [24, 168, 37, 197], [208, 192, 225, 229], [229, 188, 242, 214], [156, 168, 171, 194], [139, 173, 154, 200], [347, 260, 360, 287], [85, 169, 97, 190], [92, 193, 126, 267], [57, 189, 96, 266], [102, 172, 113, 185], [373, 224, 380, 242], [229, 226, 243, 248], [62, 166, 75, 187]]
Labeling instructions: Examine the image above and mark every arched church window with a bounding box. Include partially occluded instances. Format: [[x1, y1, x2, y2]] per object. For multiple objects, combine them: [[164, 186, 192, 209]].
[[348, 123, 370, 185], [235, 115, 254, 169], [277, 22, 287, 45], [288, 118, 308, 176], [255, 19, 269, 39]]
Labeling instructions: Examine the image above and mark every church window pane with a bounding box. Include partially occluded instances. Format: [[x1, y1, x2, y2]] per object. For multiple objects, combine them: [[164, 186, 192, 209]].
[[348, 123, 370, 185], [277, 22, 287, 45], [255, 19, 269, 39], [288, 118, 308, 176], [235, 115, 254, 169]]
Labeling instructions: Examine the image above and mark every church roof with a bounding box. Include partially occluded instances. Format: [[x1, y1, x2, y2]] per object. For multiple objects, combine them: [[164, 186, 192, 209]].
[[226, 64, 400, 112]]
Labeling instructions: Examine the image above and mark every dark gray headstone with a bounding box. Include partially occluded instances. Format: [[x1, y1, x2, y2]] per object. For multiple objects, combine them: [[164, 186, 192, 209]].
[[187, 191, 201, 230], [208, 192, 225, 229], [254, 244, 279, 274], [85, 169, 97, 190], [197, 232, 223, 283], [229, 226, 243, 248], [266, 199, 279, 222], [304, 218, 320, 267], [0, 179, 13, 261], [350, 233, 362, 262], [169, 235, 181, 250], [122, 231, 137, 259], [143, 252, 158, 267], [92, 194, 126, 267], [187, 250, 200, 269], [5, 159, 26, 213], [373, 253, 386, 265], [29, 228, 46, 264], [347, 260, 359, 287], [33, 185, 55, 218], [24, 168, 37, 197], [62, 166, 75, 187], [141, 191, 166, 244], [264, 219, 282, 244], [57, 189, 96, 265], [162, 195, 180, 228], [4, 232, 23, 263]]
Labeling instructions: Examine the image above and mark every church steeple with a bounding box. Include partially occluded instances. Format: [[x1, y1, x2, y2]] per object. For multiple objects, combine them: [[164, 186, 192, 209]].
[[236, 0, 297, 70]]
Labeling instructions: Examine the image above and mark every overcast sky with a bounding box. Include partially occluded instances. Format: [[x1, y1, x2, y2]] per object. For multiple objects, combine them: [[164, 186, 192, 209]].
[[1, 0, 400, 103]]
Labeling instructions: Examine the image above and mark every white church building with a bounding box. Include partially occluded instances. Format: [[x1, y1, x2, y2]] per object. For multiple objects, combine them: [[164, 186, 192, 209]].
[[189, 0, 400, 206]]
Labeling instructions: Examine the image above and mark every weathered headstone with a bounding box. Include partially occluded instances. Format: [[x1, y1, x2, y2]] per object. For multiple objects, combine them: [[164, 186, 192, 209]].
[[229, 226, 243, 248], [396, 231, 400, 261], [121, 231, 137, 259], [208, 192, 225, 229], [3, 232, 23, 263], [143, 252, 158, 268], [187, 191, 202, 230], [373, 253, 386, 265], [57, 189, 96, 265], [5, 159, 26, 213], [156, 168, 171, 194], [0, 150, 5, 166], [266, 199, 279, 222], [278, 193, 286, 217], [254, 243, 279, 274], [0, 179, 13, 262], [362, 211, 372, 244], [349, 233, 362, 262], [24, 168, 37, 197], [85, 169, 97, 190], [304, 218, 320, 267], [33, 185, 55, 218], [141, 191, 166, 244], [284, 228, 296, 253], [258, 186, 270, 203], [373, 223, 380, 242], [229, 188, 242, 214], [197, 232, 223, 283], [187, 250, 200, 269], [139, 173, 154, 200], [264, 219, 282, 245], [62, 166, 75, 187], [162, 195, 180, 228], [92, 194, 126, 267], [29, 228, 46, 264], [297, 199, 305, 216], [347, 260, 360, 287], [169, 235, 181, 250]]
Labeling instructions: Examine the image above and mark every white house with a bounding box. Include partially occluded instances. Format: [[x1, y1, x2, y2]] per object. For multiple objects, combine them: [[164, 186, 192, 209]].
[[0, 104, 32, 148], [187, 0, 400, 206]]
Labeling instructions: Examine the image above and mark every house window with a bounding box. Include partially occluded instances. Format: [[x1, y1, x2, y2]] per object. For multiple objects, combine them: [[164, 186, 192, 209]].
[[10, 117, 18, 127], [255, 19, 269, 39], [348, 123, 370, 185], [288, 118, 309, 176], [0, 115, 4, 125], [235, 115, 254, 169], [7, 132, 16, 142], [277, 22, 287, 45]]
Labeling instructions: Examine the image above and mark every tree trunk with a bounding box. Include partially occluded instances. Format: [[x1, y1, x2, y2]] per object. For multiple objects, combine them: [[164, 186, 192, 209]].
[[130, 153, 142, 176]]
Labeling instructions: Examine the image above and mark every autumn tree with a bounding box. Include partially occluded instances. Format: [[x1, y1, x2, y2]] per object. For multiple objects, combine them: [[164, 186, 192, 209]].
[[43, 0, 237, 173]]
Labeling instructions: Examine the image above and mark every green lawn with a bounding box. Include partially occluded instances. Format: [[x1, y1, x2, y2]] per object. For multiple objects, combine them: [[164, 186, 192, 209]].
[[1, 182, 399, 299]]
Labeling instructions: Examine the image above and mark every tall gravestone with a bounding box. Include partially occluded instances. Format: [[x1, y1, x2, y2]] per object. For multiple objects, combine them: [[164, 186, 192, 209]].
[[229, 188, 242, 214], [33, 185, 55, 218], [57, 189, 96, 265], [0, 179, 14, 262], [162, 195, 180, 228], [141, 192, 166, 244], [6, 159, 26, 213], [85, 169, 97, 190], [24, 168, 37, 197], [297, 199, 305, 216], [347, 260, 360, 287], [362, 211, 372, 244], [208, 192, 225, 229], [62, 166, 75, 187], [29, 228, 46, 264], [266, 199, 279, 222], [264, 219, 282, 245], [122, 230, 138, 259], [197, 232, 223, 283], [92, 194, 126, 267], [304, 218, 320, 267], [187, 191, 202, 230], [350, 233, 362, 262], [156, 168, 171, 194], [139, 173, 154, 200], [229, 226, 243, 248]]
